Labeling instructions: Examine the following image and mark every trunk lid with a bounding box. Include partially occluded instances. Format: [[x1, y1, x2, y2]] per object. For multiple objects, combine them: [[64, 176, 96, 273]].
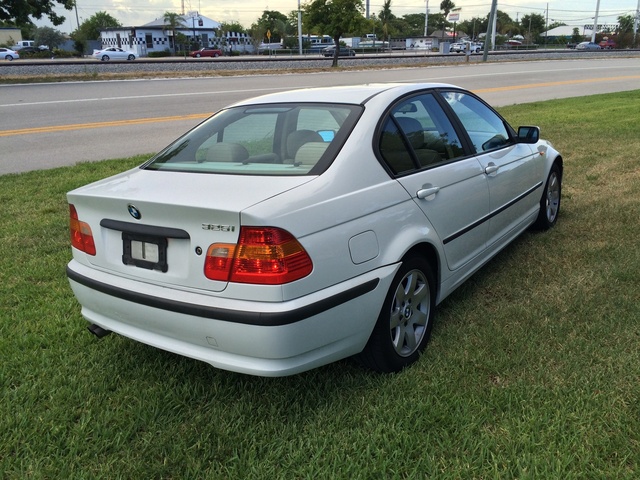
[[68, 168, 313, 292]]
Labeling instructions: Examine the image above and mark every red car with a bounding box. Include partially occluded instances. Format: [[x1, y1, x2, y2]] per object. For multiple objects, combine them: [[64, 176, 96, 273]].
[[599, 39, 616, 50], [190, 48, 223, 58]]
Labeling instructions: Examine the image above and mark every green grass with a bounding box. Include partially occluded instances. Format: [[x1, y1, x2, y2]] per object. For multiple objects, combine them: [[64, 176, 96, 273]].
[[1, 91, 639, 479]]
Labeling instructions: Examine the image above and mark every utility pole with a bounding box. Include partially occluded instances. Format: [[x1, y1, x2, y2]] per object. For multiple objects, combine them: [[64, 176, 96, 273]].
[[298, 0, 303, 55], [545, 3, 549, 46], [634, 0, 639, 47], [492, 6, 497, 47], [591, 0, 601, 43], [482, 0, 498, 62], [74, 1, 80, 30], [424, 0, 429, 37]]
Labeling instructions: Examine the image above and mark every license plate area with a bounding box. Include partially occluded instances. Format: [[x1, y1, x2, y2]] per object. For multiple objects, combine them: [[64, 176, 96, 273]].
[[122, 232, 168, 272]]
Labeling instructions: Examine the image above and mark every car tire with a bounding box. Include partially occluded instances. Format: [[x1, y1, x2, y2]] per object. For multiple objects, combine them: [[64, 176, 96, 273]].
[[101, 55, 109, 61], [213, 53, 219, 57], [195, 53, 201, 58], [127, 54, 135, 61], [6, 55, 14, 61], [358, 255, 435, 373], [532, 162, 562, 230]]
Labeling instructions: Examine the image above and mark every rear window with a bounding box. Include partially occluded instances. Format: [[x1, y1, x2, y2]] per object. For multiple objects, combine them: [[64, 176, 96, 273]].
[[143, 103, 362, 175]]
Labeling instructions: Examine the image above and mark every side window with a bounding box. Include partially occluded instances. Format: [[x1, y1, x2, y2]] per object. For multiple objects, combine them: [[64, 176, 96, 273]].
[[379, 117, 414, 175], [440, 91, 512, 153], [378, 93, 465, 175], [297, 108, 340, 132]]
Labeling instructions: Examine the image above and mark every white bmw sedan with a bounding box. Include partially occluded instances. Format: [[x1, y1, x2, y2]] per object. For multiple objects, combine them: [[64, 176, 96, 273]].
[[67, 83, 562, 376]]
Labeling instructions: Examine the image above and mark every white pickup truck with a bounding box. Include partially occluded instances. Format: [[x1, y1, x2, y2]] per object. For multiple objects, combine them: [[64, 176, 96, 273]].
[[449, 42, 482, 54], [12, 40, 48, 50], [13, 40, 35, 50]]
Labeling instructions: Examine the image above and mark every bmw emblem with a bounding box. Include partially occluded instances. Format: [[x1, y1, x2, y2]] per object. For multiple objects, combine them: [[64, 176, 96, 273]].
[[127, 204, 141, 220]]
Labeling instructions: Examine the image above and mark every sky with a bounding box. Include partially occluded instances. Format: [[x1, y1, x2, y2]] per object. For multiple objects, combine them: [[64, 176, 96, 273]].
[[41, 0, 638, 34]]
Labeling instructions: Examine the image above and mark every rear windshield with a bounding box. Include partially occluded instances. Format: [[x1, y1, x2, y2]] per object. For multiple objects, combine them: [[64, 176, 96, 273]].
[[143, 103, 362, 175]]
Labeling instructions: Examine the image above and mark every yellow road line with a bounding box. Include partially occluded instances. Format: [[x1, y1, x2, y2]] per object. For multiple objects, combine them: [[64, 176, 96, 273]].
[[2, 76, 639, 138], [474, 75, 640, 93], [0, 113, 210, 137]]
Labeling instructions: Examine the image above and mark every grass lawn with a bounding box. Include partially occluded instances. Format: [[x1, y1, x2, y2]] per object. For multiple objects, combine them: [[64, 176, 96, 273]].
[[1, 91, 639, 479]]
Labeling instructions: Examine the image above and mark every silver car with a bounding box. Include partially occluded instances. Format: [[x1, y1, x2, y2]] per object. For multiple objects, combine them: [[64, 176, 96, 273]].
[[67, 83, 562, 376], [576, 42, 601, 51], [0, 48, 20, 60]]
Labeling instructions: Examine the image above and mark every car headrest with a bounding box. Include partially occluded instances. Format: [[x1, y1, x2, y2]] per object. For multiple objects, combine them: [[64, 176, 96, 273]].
[[287, 130, 323, 158]]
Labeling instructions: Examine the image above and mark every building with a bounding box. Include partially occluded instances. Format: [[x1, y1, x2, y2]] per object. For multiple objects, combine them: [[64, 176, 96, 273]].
[[100, 13, 252, 56], [390, 33, 453, 51], [541, 25, 594, 41], [0, 27, 22, 46]]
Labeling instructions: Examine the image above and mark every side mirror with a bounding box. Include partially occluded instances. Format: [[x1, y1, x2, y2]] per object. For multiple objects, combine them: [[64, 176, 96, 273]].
[[517, 126, 540, 144]]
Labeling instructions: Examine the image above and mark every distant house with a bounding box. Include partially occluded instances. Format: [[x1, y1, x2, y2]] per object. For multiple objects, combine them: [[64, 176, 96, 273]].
[[541, 25, 594, 41], [390, 34, 448, 51], [99, 13, 252, 56]]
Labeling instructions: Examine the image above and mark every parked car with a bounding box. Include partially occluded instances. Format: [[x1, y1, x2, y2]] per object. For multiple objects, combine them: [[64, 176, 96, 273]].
[[17, 46, 51, 57], [323, 45, 356, 57], [67, 83, 562, 377], [0, 48, 19, 61], [92, 47, 137, 61], [599, 39, 616, 49], [16, 46, 40, 54], [449, 42, 482, 53], [576, 42, 601, 51], [190, 48, 223, 58]]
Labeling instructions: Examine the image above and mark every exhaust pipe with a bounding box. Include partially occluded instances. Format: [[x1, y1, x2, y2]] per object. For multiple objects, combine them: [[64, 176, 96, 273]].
[[87, 323, 112, 338]]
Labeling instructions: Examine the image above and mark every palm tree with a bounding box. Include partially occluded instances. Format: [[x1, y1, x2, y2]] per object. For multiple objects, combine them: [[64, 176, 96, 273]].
[[163, 11, 187, 54], [380, 0, 393, 47], [440, 0, 455, 40]]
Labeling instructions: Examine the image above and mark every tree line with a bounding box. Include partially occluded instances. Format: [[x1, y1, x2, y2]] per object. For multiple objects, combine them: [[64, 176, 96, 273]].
[[2, 0, 637, 60]]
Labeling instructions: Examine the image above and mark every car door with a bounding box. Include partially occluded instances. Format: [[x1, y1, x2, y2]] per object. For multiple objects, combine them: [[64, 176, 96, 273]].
[[439, 90, 543, 248], [377, 92, 490, 271]]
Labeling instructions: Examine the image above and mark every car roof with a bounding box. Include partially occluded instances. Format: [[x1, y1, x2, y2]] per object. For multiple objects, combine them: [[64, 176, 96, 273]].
[[230, 83, 457, 107]]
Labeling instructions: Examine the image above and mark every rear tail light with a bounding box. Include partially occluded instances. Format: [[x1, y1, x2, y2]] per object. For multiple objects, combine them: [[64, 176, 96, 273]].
[[204, 227, 313, 285], [69, 204, 96, 256]]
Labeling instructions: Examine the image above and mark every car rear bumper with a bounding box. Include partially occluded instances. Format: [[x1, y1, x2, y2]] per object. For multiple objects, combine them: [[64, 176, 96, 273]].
[[67, 260, 398, 376]]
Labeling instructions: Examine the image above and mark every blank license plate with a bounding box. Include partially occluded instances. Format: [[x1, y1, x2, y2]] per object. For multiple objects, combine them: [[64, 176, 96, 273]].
[[131, 240, 159, 263], [122, 233, 168, 272]]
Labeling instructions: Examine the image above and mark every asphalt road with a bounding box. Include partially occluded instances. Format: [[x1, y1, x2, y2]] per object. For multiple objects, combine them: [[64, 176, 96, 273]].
[[1, 57, 639, 176]]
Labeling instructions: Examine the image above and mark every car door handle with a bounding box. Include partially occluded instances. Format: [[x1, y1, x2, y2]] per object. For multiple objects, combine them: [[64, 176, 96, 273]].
[[417, 186, 440, 199], [485, 163, 499, 175]]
